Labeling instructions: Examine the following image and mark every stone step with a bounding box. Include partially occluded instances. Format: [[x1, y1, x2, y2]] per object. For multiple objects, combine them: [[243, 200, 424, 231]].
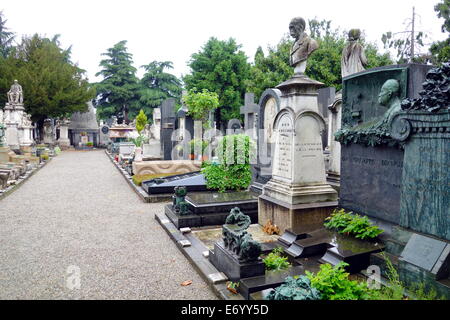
[[239, 265, 305, 300]]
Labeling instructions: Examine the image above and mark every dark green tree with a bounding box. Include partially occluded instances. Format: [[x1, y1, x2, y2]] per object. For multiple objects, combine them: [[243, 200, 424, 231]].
[[430, 0, 450, 64], [183, 37, 251, 126], [0, 34, 95, 135], [139, 60, 181, 119], [95, 40, 139, 120], [245, 37, 293, 99], [0, 11, 14, 58]]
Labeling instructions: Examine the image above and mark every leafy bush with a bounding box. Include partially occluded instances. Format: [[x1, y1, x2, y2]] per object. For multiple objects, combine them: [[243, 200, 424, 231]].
[[201, 134, 254, 192], [263, 247, 291, 271], [189, 138, 209, 155], [86, 141, 93, 147], [267, 276, 321, 300], [132, 172, 183, 186], [129, 135, 148, 148], [182, 88, 219, 121], [324, 209, 384, 240], [306, 262, 373, 300], [367, 253, 444, 300], [41, 154, 49, 161]]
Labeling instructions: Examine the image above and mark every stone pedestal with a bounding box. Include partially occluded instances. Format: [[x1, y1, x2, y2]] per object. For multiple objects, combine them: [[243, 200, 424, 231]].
[[209, 241, 265, 282], [0, 146, 11, 163], [43, 119, 54, 145], [259, 74, 338, 231], [259, 194, 337, 234], [57, 122, 71, 148], [134, 147, 143, 162]]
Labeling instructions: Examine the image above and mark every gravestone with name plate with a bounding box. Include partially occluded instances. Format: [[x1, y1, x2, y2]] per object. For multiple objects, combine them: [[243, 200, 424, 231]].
[[160, 98, 176, 160], [251, 89, 282, 193], [259, 72, 338, 233]]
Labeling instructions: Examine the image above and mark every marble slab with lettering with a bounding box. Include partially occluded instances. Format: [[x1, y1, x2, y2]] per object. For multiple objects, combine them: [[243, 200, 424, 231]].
[[400, 234, 448, 271]]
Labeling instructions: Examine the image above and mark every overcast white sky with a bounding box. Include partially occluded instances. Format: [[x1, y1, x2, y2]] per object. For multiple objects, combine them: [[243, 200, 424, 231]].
[[1, 0, 447, 83]]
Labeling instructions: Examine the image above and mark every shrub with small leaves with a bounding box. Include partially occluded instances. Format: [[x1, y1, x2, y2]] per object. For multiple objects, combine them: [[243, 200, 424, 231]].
[[324, 209, 384, 240], [306, 262, 373, 300], [263, 247, 291, 271]]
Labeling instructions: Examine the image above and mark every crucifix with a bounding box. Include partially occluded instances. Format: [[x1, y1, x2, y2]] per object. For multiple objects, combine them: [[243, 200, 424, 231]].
[[239, 93, 259, 140]]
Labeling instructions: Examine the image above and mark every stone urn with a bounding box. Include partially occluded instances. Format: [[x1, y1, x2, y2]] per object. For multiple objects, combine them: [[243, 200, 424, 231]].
[[134, 146, 143, 162]]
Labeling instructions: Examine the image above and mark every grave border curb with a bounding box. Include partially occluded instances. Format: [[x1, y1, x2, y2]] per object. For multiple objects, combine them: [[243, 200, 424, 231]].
[[154, 212, 246, 301], [105, 150, 175, 203], [0, 156, 52, 202]]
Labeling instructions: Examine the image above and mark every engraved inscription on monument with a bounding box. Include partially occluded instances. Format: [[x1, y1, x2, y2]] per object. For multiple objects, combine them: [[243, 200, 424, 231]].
[[272, 112, 293, 180], [294, 115, 326, 184]]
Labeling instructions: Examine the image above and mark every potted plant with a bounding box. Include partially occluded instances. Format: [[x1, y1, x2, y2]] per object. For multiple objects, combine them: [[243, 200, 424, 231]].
[[189, 138, 209, 161], [130, 109, 149, 162]]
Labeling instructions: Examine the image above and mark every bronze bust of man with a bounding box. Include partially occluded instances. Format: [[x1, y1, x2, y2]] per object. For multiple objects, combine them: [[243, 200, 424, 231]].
[[289, 17, 319, 74]]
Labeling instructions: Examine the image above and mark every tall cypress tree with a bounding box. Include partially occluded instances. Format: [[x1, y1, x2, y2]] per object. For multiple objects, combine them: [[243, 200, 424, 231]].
[[139, 60, 181, 119], [0, 11, 14, 58], [95, 40, 139, 120]]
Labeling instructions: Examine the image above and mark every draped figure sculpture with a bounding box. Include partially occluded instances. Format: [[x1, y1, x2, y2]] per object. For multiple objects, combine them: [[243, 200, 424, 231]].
[[341, 29, 368, 78]]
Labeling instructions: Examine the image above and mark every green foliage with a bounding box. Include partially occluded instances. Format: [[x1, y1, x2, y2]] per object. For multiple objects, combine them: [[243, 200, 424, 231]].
[[201, 134, 254, 192], [430, 0, 450, 64], [182, 88, 219, 121], [0, 34, 95, 132], [40, 154, 49, 161], [263, 247, 291, 271], [86, 141, 93, 147], [95, 40, 140, 119], [267, 276, 321, 300], [306, 263, 373, 300], [135, 109, 148, 134], [381, 30, 428, 64], [324, 209, 384, 240], [368, 253, 445, 300], [139, 61, 181, 119], [129, 134, 148, 148], [188, 138, 209, 155], [245, 37, 294, 99], [0, 11, 14, 58], [183, 37, 251, 125]]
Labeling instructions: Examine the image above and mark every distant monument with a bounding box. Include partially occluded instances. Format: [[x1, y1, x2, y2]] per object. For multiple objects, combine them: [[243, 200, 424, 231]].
[[289, 17, 319, 74], [341, 29, 367, 78], [7, 80, 24, 104]]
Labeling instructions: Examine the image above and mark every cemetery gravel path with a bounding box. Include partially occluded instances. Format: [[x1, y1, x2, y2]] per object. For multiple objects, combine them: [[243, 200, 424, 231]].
[[0, 150, 217, 300]]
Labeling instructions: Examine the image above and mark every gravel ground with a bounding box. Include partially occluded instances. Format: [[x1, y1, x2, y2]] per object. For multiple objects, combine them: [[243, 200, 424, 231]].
[[0, 150, 217, 300]]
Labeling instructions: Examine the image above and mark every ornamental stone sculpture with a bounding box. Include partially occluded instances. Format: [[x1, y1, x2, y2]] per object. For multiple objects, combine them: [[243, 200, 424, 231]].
[[378, 79, 401, 124], [7, 80, 23, 104], [222, 207, 261, 263], [341, 29, 368, 78], [289, 17, 319, 74]]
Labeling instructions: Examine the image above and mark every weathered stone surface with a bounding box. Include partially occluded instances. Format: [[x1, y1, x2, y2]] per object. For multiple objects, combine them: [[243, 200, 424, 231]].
[[132, 160, 201, 176], [339, 144, 404, 224], [400, 234, 448, 272], [390, 111, 450, 240]]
